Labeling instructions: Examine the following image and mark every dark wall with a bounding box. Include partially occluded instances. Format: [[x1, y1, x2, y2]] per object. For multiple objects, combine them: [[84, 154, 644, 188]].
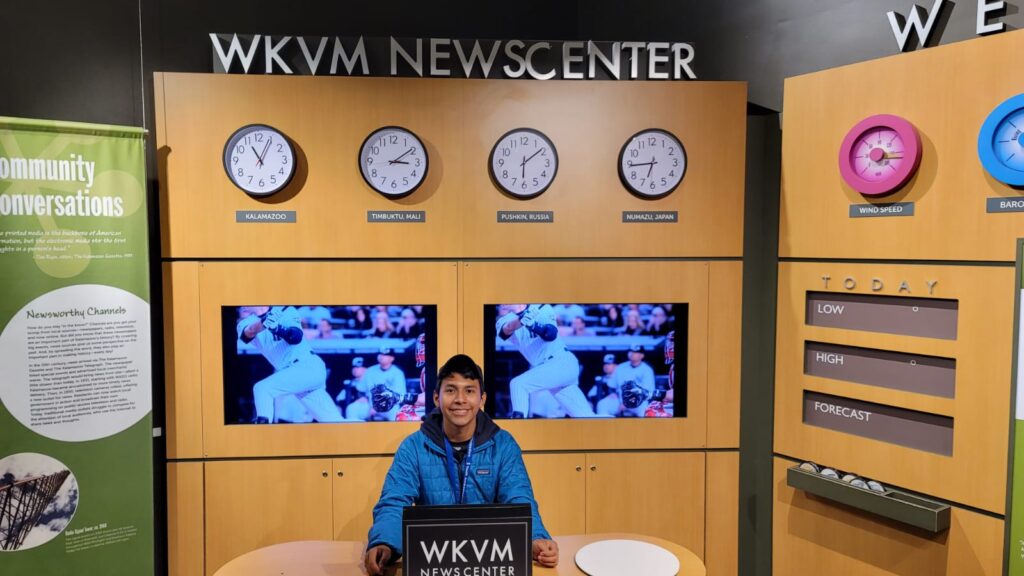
[[3, 1, 1018, 122]]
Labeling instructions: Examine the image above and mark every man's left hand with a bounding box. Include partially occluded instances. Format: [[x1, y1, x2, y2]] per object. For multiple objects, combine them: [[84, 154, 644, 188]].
[[532, 538, 559, 568]]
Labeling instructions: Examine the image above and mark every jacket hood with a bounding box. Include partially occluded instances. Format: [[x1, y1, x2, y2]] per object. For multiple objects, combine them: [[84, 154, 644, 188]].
[[421, 408, 500, 450]]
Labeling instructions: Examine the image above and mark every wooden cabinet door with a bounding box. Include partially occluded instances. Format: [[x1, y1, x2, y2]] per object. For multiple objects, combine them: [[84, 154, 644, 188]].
[[332, 456, 392, 541], [585, 452, 705, 559], [205, 459, 333, 575], [523, 452, 587, 536]]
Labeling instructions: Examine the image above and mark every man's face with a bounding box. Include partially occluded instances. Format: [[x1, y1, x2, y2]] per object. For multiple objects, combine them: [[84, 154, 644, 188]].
[[434, 373, 485, 429], [401, 310, 417, 328], [603, 362, 616, 376], [629, 351, 644, 366], [352, 366, 366, 378], [378, 353, 394, 369]]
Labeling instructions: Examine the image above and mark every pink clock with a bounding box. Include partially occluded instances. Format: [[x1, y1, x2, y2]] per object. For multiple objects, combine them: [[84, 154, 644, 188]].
[[838, 114, 922, 197]]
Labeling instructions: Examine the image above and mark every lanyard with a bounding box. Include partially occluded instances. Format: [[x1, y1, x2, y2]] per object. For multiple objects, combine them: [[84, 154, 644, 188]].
[[443, 436, 474, 504]]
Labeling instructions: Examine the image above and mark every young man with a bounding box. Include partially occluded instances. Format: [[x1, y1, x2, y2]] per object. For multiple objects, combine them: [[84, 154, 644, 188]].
[[364, 354, 559, 575]]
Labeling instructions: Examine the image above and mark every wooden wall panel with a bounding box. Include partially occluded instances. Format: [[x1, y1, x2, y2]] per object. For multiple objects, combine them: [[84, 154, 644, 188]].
[[707, 261, 741, 448], [705, 452, 738, 576], [157, 73, 745, 259], [196, 260, 459, 458], [331, 456, 392, 541], [523, 452, 588, 536], [167, 462, 204, 576], [462, 260, 710, 450], [164, 261, 203, 459], [585, 452, 706, 558], [772, 458, 1003, 576], [205, 459, 334, 575], [781, 30, 1024, 261], [774, 262, 1012, 513]]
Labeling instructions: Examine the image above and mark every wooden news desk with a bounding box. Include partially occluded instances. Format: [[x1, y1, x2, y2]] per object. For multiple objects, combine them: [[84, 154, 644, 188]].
[[213, 533, 706, 575]]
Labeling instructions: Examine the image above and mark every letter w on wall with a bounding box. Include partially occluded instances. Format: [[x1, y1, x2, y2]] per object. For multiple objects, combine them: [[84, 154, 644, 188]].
[[886, 0, 947, 52]]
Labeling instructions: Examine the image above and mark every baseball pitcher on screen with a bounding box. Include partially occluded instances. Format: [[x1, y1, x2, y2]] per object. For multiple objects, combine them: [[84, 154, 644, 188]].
[[236, 306, 343, 424], [496, 304, 596, 418]]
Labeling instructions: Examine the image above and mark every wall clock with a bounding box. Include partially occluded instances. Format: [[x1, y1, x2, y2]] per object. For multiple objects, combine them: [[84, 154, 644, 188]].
[[618, 128, 687, 199], [359, 126, 428, 198], [223, 124, 296, 197], [838, 114, 922, 197], [978, 94, 1024, 187], [488, 128, 558, 199]]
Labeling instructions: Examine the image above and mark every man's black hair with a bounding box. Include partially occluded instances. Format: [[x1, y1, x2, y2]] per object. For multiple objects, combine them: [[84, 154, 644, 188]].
[[436, 354, 485, 391]]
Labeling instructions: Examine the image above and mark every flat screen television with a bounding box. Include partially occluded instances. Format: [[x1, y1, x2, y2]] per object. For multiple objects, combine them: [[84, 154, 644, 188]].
[[222, 304, 437, 424], [482, 303, 685, 419]]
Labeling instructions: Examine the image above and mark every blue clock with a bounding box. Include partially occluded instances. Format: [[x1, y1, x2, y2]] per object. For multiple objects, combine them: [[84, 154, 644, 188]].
[[978, 94, 1024, 186]]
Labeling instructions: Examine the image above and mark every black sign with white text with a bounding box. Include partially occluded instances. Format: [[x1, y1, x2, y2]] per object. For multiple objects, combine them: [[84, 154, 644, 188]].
[[403, 504, 532, 576]]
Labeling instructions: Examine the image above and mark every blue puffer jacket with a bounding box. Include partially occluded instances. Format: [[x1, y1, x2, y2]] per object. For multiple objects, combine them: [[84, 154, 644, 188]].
[[367, 410, 551, 555]]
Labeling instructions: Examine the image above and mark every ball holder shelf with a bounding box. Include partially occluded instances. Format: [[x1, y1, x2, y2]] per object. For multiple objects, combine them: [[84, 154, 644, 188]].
[[786, 465, 951, 533]]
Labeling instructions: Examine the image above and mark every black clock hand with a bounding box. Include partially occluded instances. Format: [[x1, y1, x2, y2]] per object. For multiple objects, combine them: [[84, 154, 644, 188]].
[[628, 160, 654, 167], [251, 147, 263, 167], [523, 148, 544, 165], [521, 155, 526, 179], [257, 139, 272, 168], [647, 157, 657, 178], [389, 147, 414, 165]]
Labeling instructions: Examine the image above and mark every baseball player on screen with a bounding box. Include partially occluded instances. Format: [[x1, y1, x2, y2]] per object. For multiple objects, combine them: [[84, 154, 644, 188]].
[[496, 304, 596, 418], [608, 344, 657, 417], [365, 347, 408, 421], [237, 306, 343, 424]]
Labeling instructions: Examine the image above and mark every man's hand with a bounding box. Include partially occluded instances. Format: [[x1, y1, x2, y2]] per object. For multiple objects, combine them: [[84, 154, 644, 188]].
[[532, 538, 559, 568], [365, 544, 392, 575]]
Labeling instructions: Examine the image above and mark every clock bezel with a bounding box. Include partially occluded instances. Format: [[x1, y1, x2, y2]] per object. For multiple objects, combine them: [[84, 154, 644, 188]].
[[222, 123, 297, 198], [357, 125, 430, 199], [487, 127, 560, 200], [978, 93, 1024, 187], [617, 128, 688, 200], [838, 114, 922, 197]]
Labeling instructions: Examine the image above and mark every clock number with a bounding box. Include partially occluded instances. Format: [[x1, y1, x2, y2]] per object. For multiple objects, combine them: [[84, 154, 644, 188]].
[[511, 178, 517, 185], [630, 149, 639, 158], [497, 158, 504, 167], [390, 135, 398, 145], [255, 133, 264, 143], [367, 157, 373, 165], [544, 159, 550, 168], [668, 147, 674, 155], [258, 179, 265, 188], [532, 178, 539, 186], [281, 156, 288, 164], [236, 145, 245, 154], [391, 180, 397, 189], [630, 171, 637, 180], [672, 158, 679, 167], [502, 170, 508, 179], [270, 175, 277, 184], [232, 156, 239, 164], [277, 144, 283, 152], [237, 168, 244, 177], [415, 158, 421, 167], [371, 169, 378, 178], [502, 148, 511, 157], [520, 136, 529, 145], [403, 177, 409, 186]]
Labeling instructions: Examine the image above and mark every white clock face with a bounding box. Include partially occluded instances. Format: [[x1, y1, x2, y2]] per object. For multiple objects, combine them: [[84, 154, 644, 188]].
[[618, 129, 687, 199], [223, 124, 296, 197], [489, 128, 558, 198], [359, 126, 428, 198]]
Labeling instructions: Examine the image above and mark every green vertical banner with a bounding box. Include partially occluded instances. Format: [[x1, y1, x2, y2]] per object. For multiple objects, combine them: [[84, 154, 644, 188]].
[[1011, 239, 1024, 576], [0, 117, 152, 575]]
